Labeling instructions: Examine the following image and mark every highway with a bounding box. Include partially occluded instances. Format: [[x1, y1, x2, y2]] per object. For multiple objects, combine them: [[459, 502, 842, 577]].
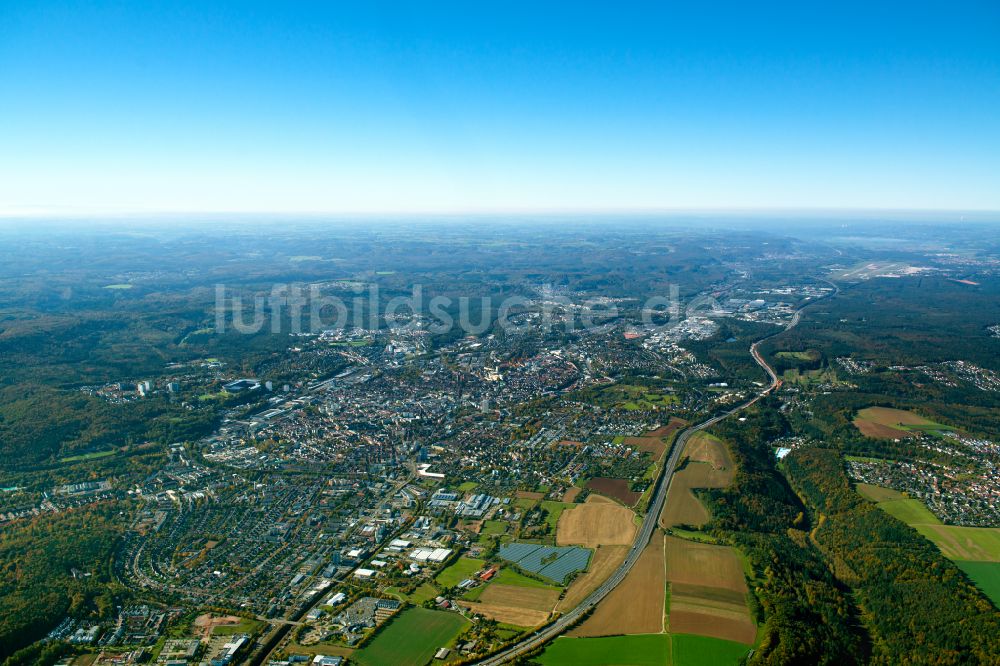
[[472, 285, 838, 665]]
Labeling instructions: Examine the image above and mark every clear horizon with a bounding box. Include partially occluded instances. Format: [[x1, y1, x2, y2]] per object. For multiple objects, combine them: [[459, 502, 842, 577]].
[[2, 1, 999, 214]]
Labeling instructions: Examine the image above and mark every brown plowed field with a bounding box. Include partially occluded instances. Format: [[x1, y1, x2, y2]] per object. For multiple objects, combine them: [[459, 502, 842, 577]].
[[555, 545, 628, 613], [569, 535, 665, 637], [562, 487, 581, 502], [669, 611, 756, 644], [853, 406, 943, 439], [664, 536, 755, 644], [478, 583, 560, 611], [664, 536, 748, 592], [586, 477, 641, 506], [684, 432, 733, 470], [457, 601, 549, 627], [556, 495, 637, 548], [659, 433, 734, 529]]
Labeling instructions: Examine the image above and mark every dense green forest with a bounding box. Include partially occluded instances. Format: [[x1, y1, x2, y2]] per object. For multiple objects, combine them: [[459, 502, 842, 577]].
[[784, 448, 1000, 664], [0, 503, 124, 661], [703, 403, 867, 665]]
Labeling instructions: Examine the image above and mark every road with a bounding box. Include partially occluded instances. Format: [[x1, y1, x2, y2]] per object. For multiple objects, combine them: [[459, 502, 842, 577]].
[[473, 284, 838, 665]]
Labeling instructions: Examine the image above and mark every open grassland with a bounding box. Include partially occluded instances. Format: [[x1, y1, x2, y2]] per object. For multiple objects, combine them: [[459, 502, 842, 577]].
[[571, 535, 665, 637], [538, 634, 671, 666], [858, 485, 1000, 574], [556, 545, 629, 613], [671, 633, 751, 665], [879, 498, 943, 525], [955, 561, 1000, 607], [586, 477, 641, 506], [540, 500, 574, 530], [853, 406, 952, 439], [352, 608, 468, 666], [913, 525, 1000, 562], [855, 482, 904, 503], [435, 556, 485, 588], [664, 536, 755, 644], [491, 567, 559, 589], [557, 495, 637, 548]]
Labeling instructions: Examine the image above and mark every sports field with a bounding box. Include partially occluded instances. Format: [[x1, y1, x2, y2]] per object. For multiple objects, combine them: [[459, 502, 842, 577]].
[[538, 634, 671, 666], [352, 608, 468, 666]]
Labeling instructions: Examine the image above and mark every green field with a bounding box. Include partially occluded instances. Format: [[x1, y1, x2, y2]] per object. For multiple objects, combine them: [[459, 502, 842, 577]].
[[480, 520, 508, 537], [671, 633, 752, 665], [456, 481, 479, 492], [538, 634, 671, 666], [435, 556, 485, 588], [956, 561, 1000, 608], [59, 450, 116, 463], [775, 350, 819, 361], [211, 618, 263, 636], [877, 498, 942, 525], [352, 608, 468, 666], [539, 501, 573, 531], [492, 567, 558, 589], [387, 582, 440, 604]]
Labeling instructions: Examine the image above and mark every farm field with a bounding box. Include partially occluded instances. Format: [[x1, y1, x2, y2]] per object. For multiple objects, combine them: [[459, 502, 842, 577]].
[[435, 556, 485, 588], [556, 545, 629, 612], [586, 477, 641, 506], [571, 534, 665, 637], [879, 498, 942, 526], [556, 495, 637, 548], [664, 536, 755, 644], [459, 566, 560, 625], [352, 608, 468, 666], [853, 406, 953, 439], [478, 582, 559, 611], [537, 634, 671, 666], [855, 482, 904, 503], [671, 633, 751, 665], [913, 525, 1000, 562], [540, 500, 575, 531], [856, 483, 1000, 561], [955, 561, 1000, 607], [659, 433, 734, 529]]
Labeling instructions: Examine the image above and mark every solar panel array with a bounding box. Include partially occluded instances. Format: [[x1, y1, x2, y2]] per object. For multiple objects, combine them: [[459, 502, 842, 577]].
[[497, 542, 592, 584]]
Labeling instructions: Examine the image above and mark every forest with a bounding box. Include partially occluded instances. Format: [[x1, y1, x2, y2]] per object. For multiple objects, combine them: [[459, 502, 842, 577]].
[[784, 447, 1000, 664]]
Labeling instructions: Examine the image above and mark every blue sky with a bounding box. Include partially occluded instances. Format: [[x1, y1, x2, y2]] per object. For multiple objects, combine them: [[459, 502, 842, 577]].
[[1, 1, 998, 214]]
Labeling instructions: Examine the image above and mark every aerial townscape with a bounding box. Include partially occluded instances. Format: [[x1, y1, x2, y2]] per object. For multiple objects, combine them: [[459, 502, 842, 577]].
[[2, 219, 1000, 666], [3, 1, 1000, 665]]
